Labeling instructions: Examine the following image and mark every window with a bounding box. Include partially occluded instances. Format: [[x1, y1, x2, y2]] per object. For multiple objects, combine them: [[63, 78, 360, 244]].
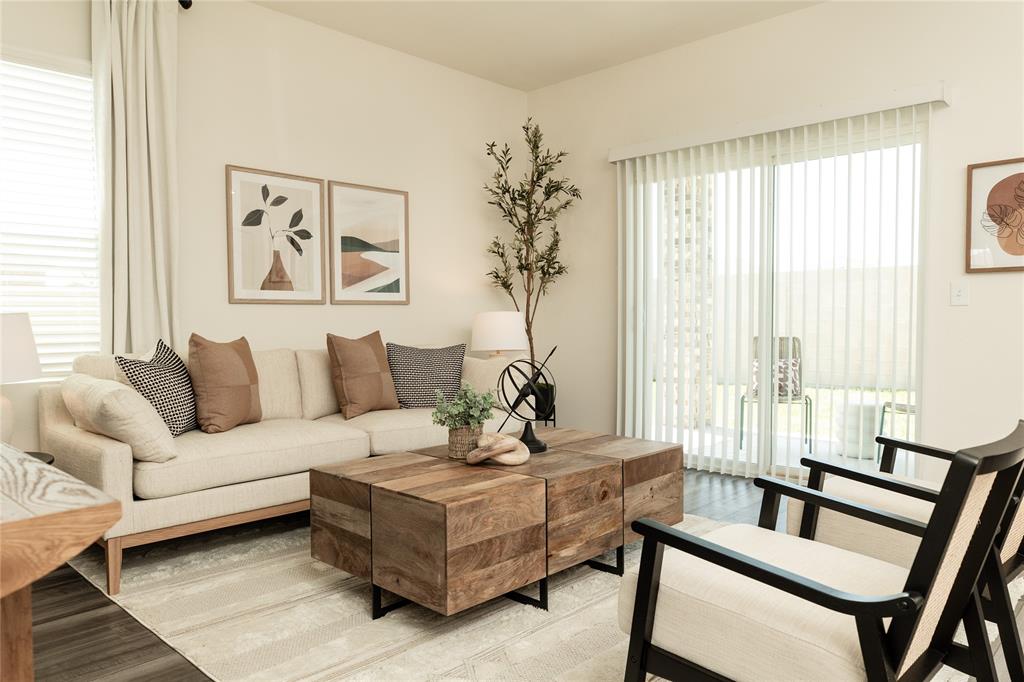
[[618, 105, 928, 479], [0, 59, 101, 377]]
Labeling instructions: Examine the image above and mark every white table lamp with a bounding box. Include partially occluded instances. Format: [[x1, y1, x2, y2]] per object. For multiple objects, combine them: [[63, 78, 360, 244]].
[[471, 311, 529, 358], [1, 313, 42, 443]]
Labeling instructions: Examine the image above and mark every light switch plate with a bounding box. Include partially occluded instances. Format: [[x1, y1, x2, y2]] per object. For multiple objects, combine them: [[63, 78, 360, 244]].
[[950, 281, 970, 306]]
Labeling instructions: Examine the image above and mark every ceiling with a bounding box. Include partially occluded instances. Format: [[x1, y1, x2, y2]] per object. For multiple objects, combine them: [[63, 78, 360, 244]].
[[254, 1, 815, 91]]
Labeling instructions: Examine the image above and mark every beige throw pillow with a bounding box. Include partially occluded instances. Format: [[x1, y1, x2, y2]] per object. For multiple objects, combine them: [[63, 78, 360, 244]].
[[61, 374, 177, 462], [188, 334, 262, 433], [326, 331, 399, 419]]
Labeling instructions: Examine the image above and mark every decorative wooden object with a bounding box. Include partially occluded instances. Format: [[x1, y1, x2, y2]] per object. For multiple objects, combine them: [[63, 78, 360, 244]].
[[1, 446, 121, 681], [466, 433, 530, 465], [541, 429, 684, 544]]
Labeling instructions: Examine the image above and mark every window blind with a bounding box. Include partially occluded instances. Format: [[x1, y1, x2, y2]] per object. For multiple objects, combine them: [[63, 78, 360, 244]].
[[0, 60, 101, 377], [617, 104, 930, 479]]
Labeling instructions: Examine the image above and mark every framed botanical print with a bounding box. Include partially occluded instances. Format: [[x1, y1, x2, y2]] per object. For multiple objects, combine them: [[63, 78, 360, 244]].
[[328, 180, 410, 304], [225, 165, 326, 303], [966, 157, 1024, 273]]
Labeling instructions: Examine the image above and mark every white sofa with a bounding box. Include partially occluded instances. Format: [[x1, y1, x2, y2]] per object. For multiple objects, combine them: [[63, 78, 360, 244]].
[[38, 347, 517, 594]]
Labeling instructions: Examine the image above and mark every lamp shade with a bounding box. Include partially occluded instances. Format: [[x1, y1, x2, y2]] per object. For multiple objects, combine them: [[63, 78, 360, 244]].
[[471, 311, 529, 353], [1, 313, 42, 383]]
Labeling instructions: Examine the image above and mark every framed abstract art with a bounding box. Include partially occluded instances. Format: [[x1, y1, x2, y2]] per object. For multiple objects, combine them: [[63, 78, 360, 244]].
[[966, 157, 1024, 273], [328, 181, 410, 304], [225, 165, 326, 303]]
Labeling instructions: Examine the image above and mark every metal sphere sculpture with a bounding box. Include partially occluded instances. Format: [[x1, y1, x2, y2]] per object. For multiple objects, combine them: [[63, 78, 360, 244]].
[[496, 347, 557, 454]]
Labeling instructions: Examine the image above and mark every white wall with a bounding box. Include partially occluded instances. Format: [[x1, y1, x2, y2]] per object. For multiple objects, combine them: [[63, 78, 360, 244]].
[[527, 1, 1024, 473], [0, 0, 526, 449]]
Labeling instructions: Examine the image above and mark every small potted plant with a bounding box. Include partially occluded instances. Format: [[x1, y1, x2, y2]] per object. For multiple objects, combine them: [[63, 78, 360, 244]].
[[432, 384, 498, 460]]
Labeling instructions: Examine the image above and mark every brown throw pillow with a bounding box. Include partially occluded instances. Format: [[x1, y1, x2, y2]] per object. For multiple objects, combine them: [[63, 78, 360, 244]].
[[326, 331, 399, 419], [188, 334, 261, 433]]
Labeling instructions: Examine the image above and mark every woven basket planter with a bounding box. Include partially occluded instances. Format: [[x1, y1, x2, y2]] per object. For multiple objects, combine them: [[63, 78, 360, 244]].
[[448, 425, 482, 460]]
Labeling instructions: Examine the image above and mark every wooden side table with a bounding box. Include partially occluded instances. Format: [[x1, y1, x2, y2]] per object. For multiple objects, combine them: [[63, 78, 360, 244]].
[[1, 445, 121, 681]]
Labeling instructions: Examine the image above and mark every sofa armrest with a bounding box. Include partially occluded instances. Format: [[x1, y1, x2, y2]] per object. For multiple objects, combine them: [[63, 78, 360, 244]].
[[43, 423, 134, 537]]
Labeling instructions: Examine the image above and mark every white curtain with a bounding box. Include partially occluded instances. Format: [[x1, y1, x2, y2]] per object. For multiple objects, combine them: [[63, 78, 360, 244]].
[[617, 105, 931, 479], [93, 0, 180, 354]]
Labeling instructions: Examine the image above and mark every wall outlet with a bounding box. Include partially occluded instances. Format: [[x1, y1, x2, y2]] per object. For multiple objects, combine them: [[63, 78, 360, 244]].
[[950, 281, 970, 306]]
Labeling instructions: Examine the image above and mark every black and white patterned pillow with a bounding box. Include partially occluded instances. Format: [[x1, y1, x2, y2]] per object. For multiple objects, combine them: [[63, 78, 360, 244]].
[[386, 343, 466, 409], [115, 340, 198, 436]]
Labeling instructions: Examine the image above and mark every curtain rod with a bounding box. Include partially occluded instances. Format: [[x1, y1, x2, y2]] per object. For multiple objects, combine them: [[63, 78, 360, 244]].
[[607, 82, 953, 163]]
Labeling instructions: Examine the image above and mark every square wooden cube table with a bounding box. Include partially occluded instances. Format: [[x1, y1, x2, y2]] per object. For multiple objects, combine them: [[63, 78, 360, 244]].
[[415, 444, 625, 575], [310, 453, 546, 618], [537, 428, 684, 544]]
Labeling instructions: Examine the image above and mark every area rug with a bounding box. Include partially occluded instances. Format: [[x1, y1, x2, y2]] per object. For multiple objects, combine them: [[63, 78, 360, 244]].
[[68, 514, 1002, 682]]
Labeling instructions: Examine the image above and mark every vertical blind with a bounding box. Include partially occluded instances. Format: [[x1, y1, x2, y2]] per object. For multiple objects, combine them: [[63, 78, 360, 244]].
[[0, 60, 101, 377], [617, 104, 929, 479]]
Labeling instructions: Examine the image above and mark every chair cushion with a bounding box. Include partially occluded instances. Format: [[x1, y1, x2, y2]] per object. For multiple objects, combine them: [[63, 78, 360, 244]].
[[618, 524, 908, 682], [296, 349, 338, 420], [133, 418, 369, 499], [786, 472, 938, 568], [317, 408, 517, 455], [251, 349, 302, 420]]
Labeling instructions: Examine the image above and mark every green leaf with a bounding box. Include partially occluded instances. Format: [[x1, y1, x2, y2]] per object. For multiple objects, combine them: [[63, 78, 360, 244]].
[[289, 209, 303, 228], [286, 235, 303, 255], [270, 195, 288, 206], [292, 228, 313, 240], [241, 209, 265, 226], [261, 184, 269, 203]]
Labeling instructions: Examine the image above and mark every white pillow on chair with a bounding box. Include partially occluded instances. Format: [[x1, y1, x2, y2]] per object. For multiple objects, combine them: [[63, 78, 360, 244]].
[[61, 373, 177, 462]]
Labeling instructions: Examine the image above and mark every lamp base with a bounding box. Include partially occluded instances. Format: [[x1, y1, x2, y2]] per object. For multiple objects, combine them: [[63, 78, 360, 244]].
[[519, 421, 547, 454]]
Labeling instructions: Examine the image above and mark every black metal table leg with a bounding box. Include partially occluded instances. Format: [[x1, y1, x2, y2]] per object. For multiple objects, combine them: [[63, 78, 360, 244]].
[[505, 577, 548, 610], [372, 584, 411, 619], [585, 545, 625, 576]]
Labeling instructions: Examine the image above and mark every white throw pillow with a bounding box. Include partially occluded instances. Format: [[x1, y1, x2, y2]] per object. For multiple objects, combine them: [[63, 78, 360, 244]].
[[463, 354, 528, 405], [61, 374, 177, 462]]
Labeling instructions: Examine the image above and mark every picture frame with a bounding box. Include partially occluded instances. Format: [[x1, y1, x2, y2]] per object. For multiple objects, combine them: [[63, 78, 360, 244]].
[[328, 180, 410, 305], [225, 165, 326, 304], [966, 157, 1024, 273]]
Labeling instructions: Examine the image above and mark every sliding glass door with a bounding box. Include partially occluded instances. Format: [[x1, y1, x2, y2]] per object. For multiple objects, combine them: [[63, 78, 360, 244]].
[[617, 105, 928, 478]]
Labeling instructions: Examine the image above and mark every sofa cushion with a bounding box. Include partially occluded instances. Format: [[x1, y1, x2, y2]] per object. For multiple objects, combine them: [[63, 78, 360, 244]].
[[296, 349, 338, 420], [326, 331, 399, 419], [386, 342, 465, 408], [317, 407, 517, 455], [188, 334, 262, 433], [115, 340, 198, 436], [618, 524, 908, 682], [61, 374, 177, 462], [462, 354, 526, 402], [786, 471, 938, 568], [133, 418, 369, 499], [251, 349, 302, 420]]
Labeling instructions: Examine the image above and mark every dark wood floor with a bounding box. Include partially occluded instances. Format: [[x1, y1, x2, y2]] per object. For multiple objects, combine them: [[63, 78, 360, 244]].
[[31, 469, 763, 681]]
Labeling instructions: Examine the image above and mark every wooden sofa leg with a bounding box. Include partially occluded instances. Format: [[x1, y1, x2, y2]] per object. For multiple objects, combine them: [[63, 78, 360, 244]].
[[105, 538, 122, 596]]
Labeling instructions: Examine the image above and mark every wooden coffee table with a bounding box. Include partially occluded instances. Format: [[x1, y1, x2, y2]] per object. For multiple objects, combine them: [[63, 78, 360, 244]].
[[310, 428, 683, 618]]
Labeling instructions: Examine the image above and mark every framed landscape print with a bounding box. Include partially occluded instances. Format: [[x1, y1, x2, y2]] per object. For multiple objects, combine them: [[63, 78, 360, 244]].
[[966, 157, 1024, 273], [226, 165, 326, 303], [328, 181, 410, 304]]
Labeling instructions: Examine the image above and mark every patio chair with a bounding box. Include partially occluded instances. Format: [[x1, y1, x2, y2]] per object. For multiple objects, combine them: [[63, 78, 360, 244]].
[[619, 421, 1024, 681], [785, 433, 1024, 680], [738, 336, 813, 453]]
